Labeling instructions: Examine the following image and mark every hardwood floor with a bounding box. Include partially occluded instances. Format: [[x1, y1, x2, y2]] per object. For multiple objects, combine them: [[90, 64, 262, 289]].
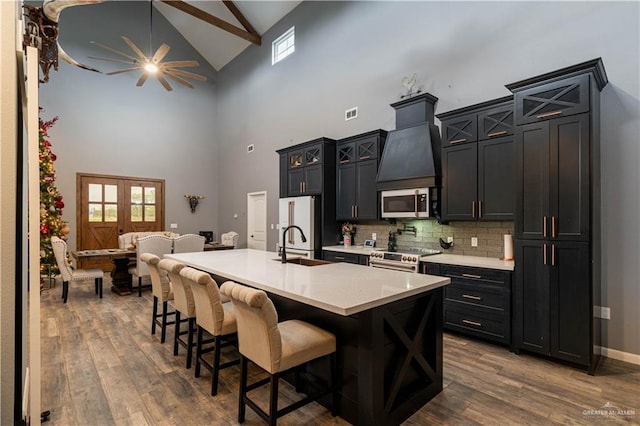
[[40, 277, 639, 425]]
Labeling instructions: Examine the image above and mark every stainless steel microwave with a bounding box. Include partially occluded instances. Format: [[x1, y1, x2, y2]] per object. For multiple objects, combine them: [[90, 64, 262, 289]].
[[381, 188, 430, 218]]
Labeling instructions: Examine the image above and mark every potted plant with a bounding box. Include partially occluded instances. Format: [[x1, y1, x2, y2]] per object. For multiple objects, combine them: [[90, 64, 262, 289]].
[[342, 222, 356, 247]]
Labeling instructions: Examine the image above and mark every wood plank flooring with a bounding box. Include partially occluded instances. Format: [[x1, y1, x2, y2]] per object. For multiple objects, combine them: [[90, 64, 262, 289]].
[[40, 277, 639, 425]]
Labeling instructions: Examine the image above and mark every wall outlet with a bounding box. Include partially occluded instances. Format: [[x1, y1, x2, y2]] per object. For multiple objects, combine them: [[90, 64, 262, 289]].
[[447, 236, 453, 243], [594, 306, 611, 319], [372, 232, 377, 240], [170, 223, 178, 229], [471, 237, 478, 247]]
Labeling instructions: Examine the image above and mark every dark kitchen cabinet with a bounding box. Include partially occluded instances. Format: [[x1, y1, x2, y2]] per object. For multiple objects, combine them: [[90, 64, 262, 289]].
[[515, 114, 590, 241], [438, 97, 515, 222], [507, 58, 608, 374], [277, 137, 338, 245], [336, 130, 387, 221], [513, 74, 590, 125], [422, 262, 512, 346], [322, 250, 369, 265], [513, 240, 590, 363], [440, 112, 478, 146]]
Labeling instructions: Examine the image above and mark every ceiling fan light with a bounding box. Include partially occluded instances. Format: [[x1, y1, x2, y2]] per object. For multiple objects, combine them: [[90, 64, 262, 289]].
[[144, 62, 158, 73]]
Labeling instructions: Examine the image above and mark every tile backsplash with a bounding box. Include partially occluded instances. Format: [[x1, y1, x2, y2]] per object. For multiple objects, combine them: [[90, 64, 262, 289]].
[[344, 219, 514, 258]]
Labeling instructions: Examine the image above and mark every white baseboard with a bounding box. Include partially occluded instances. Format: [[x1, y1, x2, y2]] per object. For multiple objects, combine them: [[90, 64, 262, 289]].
[[597, 346, 640, 365]]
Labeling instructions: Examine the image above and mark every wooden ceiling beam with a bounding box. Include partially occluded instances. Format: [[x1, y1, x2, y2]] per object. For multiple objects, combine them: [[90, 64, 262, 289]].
[[160, 0, 262, 46], [222, 1, 259, 38]]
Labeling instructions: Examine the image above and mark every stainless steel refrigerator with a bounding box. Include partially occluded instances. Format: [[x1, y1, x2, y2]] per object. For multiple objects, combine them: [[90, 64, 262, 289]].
[[278, 196, 321, 258]]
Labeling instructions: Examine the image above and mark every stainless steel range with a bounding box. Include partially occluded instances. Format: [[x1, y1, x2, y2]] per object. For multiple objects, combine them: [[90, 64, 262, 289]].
[[369, 247, 441, 273]]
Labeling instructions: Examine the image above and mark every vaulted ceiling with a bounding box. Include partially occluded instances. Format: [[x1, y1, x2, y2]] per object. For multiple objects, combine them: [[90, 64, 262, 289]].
[[155, 1, 301, 71]]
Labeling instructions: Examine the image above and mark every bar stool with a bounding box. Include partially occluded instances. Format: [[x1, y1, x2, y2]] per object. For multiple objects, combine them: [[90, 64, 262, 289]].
[[179, 267, 239, 396], [220, 281, 337, 425], [158, 258, 196, 369], [139, 253, 175, 343]]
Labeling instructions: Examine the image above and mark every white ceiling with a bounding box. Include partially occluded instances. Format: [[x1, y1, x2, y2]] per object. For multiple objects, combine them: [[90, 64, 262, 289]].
[[155, 1, 301, 71]]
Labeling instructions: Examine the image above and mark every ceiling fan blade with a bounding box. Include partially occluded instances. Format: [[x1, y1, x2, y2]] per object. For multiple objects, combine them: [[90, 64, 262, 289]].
[[160, 60, 200, 68], [156, 75, 173, 92], [88, 56, 136, 65], [164, 68, 207, 82], [105, 68, 141, 76], [136, 73, 149, 87], [152, 44, 171, 64], [164, 71, 195, 89], [91, 41, 140, 62], [121, 36, 148, 61]]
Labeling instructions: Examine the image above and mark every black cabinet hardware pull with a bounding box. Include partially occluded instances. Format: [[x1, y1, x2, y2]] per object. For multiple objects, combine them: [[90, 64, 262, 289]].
[[537, 110, 563, 119], [487, 130, 507, 137], [462, 294, 482, 301], [450, 138, 467, 144], [462, 273, 482, 279], [462, 319, 482, 327]]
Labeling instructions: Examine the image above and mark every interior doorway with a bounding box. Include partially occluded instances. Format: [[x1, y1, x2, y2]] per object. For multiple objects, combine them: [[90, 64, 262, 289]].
[[77, 173, 165, 269], [247, 191, 267, 251]]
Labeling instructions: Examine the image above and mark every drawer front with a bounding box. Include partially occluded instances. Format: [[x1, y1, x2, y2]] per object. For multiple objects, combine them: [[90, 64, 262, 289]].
[[445, 282, 507, 311], [514, 74, 590, 125], [440, 265, 510, 289], [322, 250, 360, 264], [444, 303, 510, 344], [441, 113, 478, 146], [478, 103, 514, 140]]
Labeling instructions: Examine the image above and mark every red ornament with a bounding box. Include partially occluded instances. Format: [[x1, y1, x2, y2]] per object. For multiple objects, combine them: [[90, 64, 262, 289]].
[[40, 223, 50, 237], [50, 153, 57, 161], [55, 198, 64, 209], [44, 175, 54, 183]]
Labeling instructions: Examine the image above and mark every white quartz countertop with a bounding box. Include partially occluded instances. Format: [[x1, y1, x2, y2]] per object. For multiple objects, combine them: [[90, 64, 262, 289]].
[[165, 249, 449, 316], [322, 245, 379, 256], [423, 254, 515, 271], [323, 246, 514, 271]]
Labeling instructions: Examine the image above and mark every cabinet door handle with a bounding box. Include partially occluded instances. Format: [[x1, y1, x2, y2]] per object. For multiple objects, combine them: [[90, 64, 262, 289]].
[[462, 319, 482, 327], [462, 294, 482, 301], [543, 216, 547, 238], [462, 273, 482, 279], [478, 200, 482, 218], [552, 216, 556, 238], [537, 110, 563, 119], [355, 205, 358, 218], [450, 138, 467, 144], [487, 130, 507, 137], [360, 155, 371, 160], [351, 205, 355, 218], [303, 181, 306, 193], [340, 159, 350, 164], [335, 256, 345, 260], [472, 201, 476, 218], [552, 244, 555, 266], [543, 243, 547, 265]]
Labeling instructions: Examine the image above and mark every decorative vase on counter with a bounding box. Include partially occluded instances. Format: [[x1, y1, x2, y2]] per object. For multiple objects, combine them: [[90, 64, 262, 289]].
[[343, 234, 352, 248]]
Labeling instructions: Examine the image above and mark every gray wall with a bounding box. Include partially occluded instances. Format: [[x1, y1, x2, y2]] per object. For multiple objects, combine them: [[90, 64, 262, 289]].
[[39, 1, 221, 250], [215, 2, 640, 355]]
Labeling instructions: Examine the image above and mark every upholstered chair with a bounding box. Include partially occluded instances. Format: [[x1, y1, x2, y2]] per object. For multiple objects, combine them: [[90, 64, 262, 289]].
[[50, 236, 104, 304], [128, 234, 173, 297], [220, 281, 337, 425], [220, 231, 239, 248], [173, 234, 206, 253], [158, 258, 196, 369], [179, 267, 238, 396], [140, 253, 175, 344]]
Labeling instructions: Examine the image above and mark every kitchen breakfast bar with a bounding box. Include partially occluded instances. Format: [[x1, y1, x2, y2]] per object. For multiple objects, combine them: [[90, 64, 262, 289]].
[[166, 249, 450, 425]]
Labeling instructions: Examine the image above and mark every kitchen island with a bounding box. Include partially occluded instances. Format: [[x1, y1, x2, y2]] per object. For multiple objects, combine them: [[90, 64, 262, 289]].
[[166, 249, 449, 425]]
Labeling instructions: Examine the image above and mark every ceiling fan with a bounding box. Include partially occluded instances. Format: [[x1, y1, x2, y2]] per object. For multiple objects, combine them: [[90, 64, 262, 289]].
[[88, 0, 206, 91]]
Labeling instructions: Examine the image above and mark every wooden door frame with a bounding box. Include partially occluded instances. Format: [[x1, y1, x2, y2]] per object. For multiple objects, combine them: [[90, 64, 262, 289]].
[[76, 173, 166, 250]]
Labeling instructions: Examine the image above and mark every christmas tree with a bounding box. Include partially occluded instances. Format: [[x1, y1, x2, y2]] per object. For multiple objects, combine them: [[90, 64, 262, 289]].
[[39, 116, 68, 274]]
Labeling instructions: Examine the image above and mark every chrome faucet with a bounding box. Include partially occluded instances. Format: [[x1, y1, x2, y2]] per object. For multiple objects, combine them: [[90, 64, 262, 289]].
[[281, 225, 307, 263]]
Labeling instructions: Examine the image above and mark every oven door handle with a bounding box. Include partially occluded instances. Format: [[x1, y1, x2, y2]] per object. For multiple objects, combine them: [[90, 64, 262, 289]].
[[369, 261, 418, 272]]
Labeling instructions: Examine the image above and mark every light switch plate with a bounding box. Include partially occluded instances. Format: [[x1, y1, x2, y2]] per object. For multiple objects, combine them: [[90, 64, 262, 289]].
[[170, 223, 178, 229], [471, 237, 478, 247]]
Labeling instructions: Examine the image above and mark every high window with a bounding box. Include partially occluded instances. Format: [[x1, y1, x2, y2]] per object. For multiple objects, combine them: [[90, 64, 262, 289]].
[[272, 26, 295, 65]]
